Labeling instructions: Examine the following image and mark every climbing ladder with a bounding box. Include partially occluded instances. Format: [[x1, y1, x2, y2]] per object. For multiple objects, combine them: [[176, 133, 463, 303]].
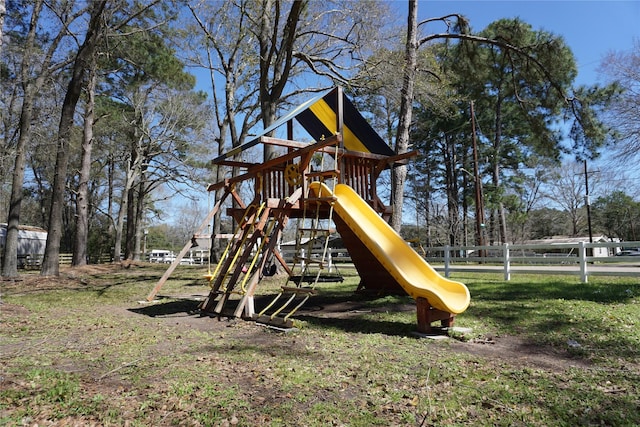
[[200, 200, 270, 315], [199, 181, 305, 319], [254, 141, 341, 328]]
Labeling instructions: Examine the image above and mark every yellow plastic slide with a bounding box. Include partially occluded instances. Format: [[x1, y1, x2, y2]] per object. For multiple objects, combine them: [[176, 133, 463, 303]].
[[310, 182, 470, 314]]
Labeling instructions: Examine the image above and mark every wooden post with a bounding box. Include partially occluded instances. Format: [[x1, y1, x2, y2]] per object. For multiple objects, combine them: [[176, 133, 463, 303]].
[[416, 297, 455, 334], [145, 191, 229, 302]]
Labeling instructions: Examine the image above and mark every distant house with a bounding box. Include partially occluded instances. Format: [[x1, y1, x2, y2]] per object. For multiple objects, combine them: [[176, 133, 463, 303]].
[[523, 235, 618, 258], [0, 223, 48, 266]]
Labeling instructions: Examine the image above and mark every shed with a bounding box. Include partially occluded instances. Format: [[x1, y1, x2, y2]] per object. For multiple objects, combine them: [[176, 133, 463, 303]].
[[0, 223, 48, 266]]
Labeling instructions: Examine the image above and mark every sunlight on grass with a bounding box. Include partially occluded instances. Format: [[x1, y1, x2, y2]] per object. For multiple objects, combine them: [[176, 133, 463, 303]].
[[1, 265, 639, 426]]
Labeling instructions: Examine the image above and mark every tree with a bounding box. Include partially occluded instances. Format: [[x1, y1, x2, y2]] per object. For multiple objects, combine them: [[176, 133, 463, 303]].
[[83, 5, 207, 263], [389, 0, 418, 232], [592, 191, 640, 241], [41, 0, 107, 276], [457, 19, 577, 243], [0, 0, 5, 55], [187, 0, 392, 161], [72, 54, 98, 267], [380, 8, 620, 241], [543, 162, 593, 237], [186, 0, 393, 259], [186, 0, 266, 260], [565, 84, 620, 161], [527, 207, 568, 239], [2, 0, 82, 277], [599, 40, 640, 161]]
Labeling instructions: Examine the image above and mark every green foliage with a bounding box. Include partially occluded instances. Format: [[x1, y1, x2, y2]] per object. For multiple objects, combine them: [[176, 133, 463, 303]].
[[592, 190, 640, 240], [401, 17, 620, 245], [567, 84, 622, 160]]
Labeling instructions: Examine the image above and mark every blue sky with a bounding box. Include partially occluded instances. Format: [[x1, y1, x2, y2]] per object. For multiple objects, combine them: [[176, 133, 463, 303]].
[[406, 1, 640, 86]]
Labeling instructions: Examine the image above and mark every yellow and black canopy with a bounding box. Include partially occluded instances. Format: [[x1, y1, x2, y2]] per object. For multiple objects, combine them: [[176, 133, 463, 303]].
[[295, 87, 394, 156], [213, 87, 394, 163]]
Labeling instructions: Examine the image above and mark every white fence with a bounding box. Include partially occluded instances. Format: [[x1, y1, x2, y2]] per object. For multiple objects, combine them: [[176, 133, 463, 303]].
[[424, 241, 640, 283], [283, 241, 640, 283]]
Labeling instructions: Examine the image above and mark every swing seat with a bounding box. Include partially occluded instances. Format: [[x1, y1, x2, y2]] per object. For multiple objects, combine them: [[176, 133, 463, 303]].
[[289, 274, 344, 284]]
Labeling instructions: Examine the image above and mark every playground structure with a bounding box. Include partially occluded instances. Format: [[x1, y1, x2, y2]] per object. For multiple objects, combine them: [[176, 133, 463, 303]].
[[146, 87, 470, 333]]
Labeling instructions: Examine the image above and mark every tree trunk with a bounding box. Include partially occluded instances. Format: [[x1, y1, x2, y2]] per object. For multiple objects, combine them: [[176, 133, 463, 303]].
[[390, 0, 418, 232], [1, 0, 45, 277], [2, 96, 34, 277], [493, 96, 508, 243], [72, 59, 97, 267], [113, 190, 127, 263], [124, 184, 136, 260], [0, 0, 5, 55], [41, 0, 107, 276], [257, 0, 304, 162], [133, 178, 146, 261], [211, 126, 228, 263]]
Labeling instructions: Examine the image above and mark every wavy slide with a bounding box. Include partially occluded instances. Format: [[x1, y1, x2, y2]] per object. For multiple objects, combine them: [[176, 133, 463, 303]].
[[310, 182, 470, 314]]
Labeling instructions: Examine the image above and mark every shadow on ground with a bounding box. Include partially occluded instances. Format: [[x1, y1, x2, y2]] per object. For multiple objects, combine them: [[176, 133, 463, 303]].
[[128, 291, 419, 336]]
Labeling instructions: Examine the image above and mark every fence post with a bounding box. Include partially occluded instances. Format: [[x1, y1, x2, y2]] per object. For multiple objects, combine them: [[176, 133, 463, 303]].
[[503, 243, 511, 281], [444, 245, 451, 278], [579, 241, 588, 283]]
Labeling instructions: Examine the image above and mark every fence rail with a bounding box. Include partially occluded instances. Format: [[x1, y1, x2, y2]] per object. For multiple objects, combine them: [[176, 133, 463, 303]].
[[425, 241, 640, 283], [14, 241, 640, 283], [283, 241, 640, 283]]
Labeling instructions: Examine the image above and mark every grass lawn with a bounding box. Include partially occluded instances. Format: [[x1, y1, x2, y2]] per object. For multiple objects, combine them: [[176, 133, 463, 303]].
[[1, 263, 639, 426]]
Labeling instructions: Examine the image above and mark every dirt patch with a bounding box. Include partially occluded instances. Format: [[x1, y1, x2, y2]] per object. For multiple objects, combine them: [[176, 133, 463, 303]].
[[134, 290, 586, 373], [452, 335, 592, 372], [1, 264, 588, 373]]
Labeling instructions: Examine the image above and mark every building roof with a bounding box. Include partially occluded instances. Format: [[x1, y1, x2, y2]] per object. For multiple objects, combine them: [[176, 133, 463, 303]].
[[524, 235, 611, 245]]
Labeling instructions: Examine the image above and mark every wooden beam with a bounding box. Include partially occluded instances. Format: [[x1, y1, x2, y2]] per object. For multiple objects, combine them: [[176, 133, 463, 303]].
[[213, 160, 258, 168], [212, 136, 323, 165], [146, 188, 231, 301], [208, 135, 342, 192]]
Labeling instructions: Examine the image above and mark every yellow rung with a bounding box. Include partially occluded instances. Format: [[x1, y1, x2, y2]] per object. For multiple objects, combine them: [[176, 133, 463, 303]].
[[269, 293, 297, 320], [205, 202, 260, 284], [257, 292, 283, 317], [216, 202, 266, 288], [239, 216, 277, 293], [283, 295, 312, 322]]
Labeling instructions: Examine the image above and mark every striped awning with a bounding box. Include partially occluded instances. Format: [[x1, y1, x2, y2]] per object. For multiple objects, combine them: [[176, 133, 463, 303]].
[[212, 87, 394, 163], [294, 88, 394, 156]]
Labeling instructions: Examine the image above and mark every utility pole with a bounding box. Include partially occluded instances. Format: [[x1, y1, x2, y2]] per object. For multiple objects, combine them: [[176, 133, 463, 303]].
[[583, 159, 593, 244], [471, 102, 486, 257]]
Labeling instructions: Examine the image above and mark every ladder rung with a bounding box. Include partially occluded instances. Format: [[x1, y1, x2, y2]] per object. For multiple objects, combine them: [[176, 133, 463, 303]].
[[253, 315, 295, 329], [281, 286, 318, 295], [298, 228, 331, 233], [293, 257, 326, 265]]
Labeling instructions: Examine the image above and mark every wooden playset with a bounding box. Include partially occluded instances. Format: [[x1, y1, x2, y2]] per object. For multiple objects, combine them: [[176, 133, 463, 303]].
[[146, 87, 469, 332]]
